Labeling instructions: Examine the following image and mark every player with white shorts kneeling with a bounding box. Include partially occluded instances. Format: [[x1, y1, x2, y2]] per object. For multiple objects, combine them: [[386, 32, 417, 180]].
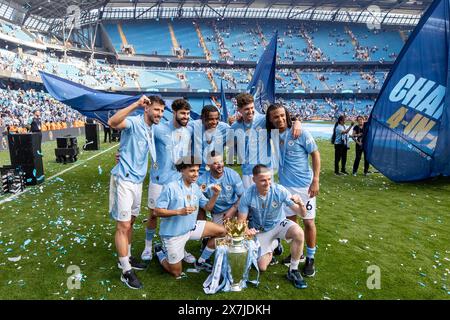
[[238, 165, 308, 289], [197, 151, 244, 225], [142, 99, 196, 264], [153, 157, 227, 278]]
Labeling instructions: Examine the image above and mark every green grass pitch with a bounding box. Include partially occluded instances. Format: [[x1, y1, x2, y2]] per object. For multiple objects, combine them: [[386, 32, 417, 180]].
[[0, 137, 449, 300]]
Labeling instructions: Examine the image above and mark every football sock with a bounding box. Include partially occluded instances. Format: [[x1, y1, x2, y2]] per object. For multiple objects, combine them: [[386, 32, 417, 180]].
[[290, 259, 300, 271], [119, 256, 132, 273], [306, 246, 316, 259], [198, 246, 215, 264]]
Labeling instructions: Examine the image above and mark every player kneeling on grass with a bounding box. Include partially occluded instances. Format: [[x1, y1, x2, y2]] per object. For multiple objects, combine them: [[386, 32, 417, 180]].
[[238, 164, 308, 289], [197, 151, 244, 225], [153, 157, 227, 278]]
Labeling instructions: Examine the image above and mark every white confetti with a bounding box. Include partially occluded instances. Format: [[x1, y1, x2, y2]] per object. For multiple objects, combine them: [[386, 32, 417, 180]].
[[8, 256, 21, 262]]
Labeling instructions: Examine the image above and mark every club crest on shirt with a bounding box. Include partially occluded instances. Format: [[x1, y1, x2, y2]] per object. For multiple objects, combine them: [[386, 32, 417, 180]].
[[288, 140, 295, 146], [138, 140, 146, 150], [200, 184, 207, 192], [225, 185, 232, 191], [272, 201, 279, 208]]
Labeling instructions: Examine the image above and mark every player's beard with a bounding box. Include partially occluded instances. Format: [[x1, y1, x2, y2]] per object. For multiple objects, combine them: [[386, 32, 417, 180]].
[[175, 115, 188, 127], [147, 113, 160, 125], [216, 164, 224, 175]]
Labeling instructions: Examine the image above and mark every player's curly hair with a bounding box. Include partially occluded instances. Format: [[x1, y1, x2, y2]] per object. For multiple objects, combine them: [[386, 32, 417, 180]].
[[201, 105, 220, 122], [175, 156, 201, 172], [265, 103, 292, 131], [171, 98, 191, 112]]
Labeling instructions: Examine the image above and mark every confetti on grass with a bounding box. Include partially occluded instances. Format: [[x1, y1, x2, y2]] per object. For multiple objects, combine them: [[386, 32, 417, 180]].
[[8, 256, 21, 262]]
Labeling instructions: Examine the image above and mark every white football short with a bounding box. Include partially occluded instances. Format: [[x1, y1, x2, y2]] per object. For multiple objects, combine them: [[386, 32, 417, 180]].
[[109, 175, 142, 222], [256, 219, 297, 256], [161, 220, 206, 264], [147, 180, 163, 209], [283, 186, 316, 220]]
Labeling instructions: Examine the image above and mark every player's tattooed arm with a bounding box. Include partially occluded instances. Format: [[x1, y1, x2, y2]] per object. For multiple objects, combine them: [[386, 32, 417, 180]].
[[153, 207, 196, 217], [203, 184, 221, 212], [309, 150, 321, 198]]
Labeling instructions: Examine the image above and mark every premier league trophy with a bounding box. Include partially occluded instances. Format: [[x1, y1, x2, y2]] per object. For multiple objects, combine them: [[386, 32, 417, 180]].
[[223, 218, 249, 292]]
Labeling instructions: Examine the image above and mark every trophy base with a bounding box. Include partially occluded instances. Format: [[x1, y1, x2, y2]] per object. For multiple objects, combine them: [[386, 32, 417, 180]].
[[230, 284, 242, 292]]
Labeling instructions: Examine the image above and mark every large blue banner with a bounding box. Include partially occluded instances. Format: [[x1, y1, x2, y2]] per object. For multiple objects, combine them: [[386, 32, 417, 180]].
[[39, 71, 200, 124], [248, 31, 277, 113], [365, 0, 450, 182], [40, 71, 142, 125]]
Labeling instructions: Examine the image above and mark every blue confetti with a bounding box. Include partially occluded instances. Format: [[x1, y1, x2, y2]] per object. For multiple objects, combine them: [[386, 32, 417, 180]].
[[418, 282, 426, 287], [98, 166, 103, 175], [55, 177, 65, 182]]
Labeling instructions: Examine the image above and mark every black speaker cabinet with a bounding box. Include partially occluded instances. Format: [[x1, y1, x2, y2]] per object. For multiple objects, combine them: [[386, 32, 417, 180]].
[[84, 123, 100, 150], [57, 136, 77, 149], [7, 133, 44, 185]]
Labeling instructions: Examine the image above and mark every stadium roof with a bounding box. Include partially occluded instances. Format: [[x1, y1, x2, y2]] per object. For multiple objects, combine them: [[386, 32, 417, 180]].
[[0, 0, 432, 34], [6, 0, 433, 19], [105, 1, 432, 14]]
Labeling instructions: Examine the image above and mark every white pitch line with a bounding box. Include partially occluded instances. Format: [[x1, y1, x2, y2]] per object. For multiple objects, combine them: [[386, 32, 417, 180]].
[[0, 144, 118, 205]]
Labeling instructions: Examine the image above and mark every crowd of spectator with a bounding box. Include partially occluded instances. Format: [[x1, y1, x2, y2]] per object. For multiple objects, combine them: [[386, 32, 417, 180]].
[[0, 87, 85, 133]]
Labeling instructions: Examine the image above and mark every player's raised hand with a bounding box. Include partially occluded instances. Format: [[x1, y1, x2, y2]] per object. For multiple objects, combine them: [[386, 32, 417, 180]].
[[137, 95, 151, 108], [211, 184, 222, 195], [291, 194, 304, 207]]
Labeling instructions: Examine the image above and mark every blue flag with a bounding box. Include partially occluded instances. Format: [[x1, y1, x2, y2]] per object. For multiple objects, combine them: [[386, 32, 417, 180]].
[[220, 79, 229, 122], [40, 71, 200, 124], [365, 0, 450, 182], [248, 31, 277, 113], [40, 71, 142, 125]]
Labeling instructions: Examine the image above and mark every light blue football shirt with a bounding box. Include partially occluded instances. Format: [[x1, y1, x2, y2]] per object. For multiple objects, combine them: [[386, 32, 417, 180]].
[[197, 167, 244, 215], [156, 178, 209, 237], [334, 124, 346, 145], [190, 119, 231, 174], [238, 183, 294, 232], [230, 112, 270, 176], [278, 129, 318, 188], [111, 114, 155, 184], [150, 121, 192, 185]]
